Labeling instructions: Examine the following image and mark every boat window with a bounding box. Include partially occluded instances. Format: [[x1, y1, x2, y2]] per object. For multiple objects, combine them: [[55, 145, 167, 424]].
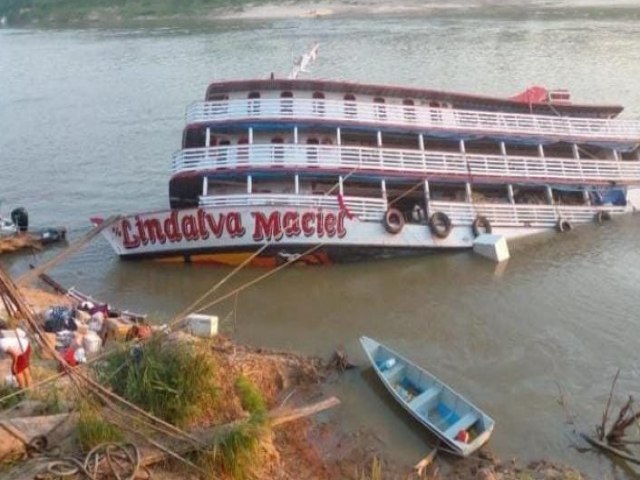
[[237, 137, 249, 162], [373, 97, 387, 120], [183, 128, 206, 148], [344, 93, 357, 117], [280, 91, 293, 115], [429, 101, 442, 123], [248, 91, 261, 115], [402, 98, 416, 122], [209, 94, 229, 115], [271, 137, 285, 163], [306, 138, 319, 164], [312, 91, 326, 116]]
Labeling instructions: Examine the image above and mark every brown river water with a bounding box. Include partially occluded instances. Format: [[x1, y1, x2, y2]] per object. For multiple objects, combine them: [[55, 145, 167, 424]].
[[2, 1, 640, 477]]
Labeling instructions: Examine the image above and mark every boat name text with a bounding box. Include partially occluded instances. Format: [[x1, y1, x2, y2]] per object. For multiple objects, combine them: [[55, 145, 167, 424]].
[[117, 209, 348, 248]]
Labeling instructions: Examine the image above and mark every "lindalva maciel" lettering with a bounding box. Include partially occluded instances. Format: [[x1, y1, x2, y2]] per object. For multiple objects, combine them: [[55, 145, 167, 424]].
[[120, 209, 348, 249]]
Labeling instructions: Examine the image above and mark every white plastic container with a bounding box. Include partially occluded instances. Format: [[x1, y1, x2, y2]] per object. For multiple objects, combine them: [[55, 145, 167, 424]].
[[186, 314, 219, 338], [82, 331, 102, 355]]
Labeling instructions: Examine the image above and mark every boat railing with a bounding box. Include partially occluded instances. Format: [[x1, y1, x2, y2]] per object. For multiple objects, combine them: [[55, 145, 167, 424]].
[[430, 200, 627, 227], [196, 193, 626, 227], [171, 144, 640, 184], [186, 98, 640, 142], [198, 193, 387, 221]]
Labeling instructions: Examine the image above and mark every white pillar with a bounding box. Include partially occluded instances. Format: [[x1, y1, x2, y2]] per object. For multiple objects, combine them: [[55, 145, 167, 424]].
[[572, 144, 580, 159], [339, 176, 344, 195], [546, 186, 554, 205], [418, 134, 425, 151], [507, 184, 515, 204], [295, 174, 300, 194], [613, 149, 620, 161], [538, 144, 545, 158], [583, 188, 591, 205], [205, 127, 211, 147], [202, 176, 209, 196], [293, 126, 298, 144], [424, 180, 430, 218], [247, 175, 252, 194], [459, 139, 466, 154], [499, 141, 507, 156], [465, 182, 472, 203], [381, 179, 387, 204], [248, 127, 254, 144], [377, 131, 383, 147], [336, 127, 342, 146]]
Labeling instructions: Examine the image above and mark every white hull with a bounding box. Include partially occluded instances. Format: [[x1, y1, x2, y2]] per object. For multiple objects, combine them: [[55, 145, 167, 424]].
[[100, 202, 630, 263]]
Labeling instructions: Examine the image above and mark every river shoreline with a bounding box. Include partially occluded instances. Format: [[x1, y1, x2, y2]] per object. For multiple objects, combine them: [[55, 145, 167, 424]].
[[0, 280, 593, 479]]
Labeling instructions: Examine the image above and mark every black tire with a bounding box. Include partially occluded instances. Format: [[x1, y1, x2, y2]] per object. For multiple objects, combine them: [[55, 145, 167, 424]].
[[428, 212, 452, 239], [594, 211, 611, 224], [556, 219, 572, 233], [383, 208, 404, 234], [472, 215, 492, 237]]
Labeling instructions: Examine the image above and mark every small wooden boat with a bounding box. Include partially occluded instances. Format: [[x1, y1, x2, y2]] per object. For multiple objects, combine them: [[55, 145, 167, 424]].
[[360, 336, 494, 457]]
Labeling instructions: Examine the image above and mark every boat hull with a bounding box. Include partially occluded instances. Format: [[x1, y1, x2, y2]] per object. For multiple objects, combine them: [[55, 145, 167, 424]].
[[98, 203, 628, 265]]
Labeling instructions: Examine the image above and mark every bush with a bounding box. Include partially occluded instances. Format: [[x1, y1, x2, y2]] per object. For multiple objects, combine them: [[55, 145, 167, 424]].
[[99, 338, 218, 428]]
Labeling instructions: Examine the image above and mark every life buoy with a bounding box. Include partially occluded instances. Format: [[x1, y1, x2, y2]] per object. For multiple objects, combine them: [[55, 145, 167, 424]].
[[594, 210, 611, 224], [428, 212, 452, 239], [556, 219, 572, 233], [471, 215, 492, 237], [383, 208, 404, 234]]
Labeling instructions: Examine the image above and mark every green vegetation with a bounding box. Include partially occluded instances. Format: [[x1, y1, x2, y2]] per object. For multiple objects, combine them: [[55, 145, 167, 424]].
[[198, 375, 268, 479], [76, 400, 124, 452], [99, 338, 218, 428], [0, 384, 22, 411], [0, 0, 258, 26]]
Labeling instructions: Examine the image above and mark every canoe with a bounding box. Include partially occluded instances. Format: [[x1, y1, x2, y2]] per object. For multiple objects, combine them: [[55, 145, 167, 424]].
[[360, 336, 494, 457]]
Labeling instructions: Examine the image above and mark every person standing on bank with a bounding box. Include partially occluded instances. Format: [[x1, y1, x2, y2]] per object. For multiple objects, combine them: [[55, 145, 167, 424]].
[[0, 320, 33, 389]]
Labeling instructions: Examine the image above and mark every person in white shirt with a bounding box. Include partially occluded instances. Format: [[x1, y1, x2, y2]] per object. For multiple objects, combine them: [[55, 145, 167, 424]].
[[0, 322, 32, 388]]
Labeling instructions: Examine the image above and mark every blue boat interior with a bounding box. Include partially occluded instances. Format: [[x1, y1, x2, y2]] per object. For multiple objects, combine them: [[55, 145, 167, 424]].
[[374, 347, 485, 441]]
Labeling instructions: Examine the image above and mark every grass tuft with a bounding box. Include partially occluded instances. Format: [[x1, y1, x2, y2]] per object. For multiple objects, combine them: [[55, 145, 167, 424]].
[[99, 337, 218, 428], [76, 401, 124, 453]]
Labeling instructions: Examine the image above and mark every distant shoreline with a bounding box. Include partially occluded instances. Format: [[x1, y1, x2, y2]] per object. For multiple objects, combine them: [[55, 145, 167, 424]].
[[0, 1, 461, 27]]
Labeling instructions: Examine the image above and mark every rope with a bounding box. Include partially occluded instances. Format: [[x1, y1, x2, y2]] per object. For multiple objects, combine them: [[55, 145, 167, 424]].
[[41, 442, 144, 480]]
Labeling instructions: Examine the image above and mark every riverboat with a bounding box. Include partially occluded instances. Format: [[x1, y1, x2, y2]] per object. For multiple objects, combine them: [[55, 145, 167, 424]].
[[99, 56, 640, 265]]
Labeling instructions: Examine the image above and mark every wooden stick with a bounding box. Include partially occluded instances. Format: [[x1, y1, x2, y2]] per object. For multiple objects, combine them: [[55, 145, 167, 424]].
[[269, 396, 340, 427], [17, 215, 120, 285], [600, 369, 620, 440], [581, 432, 640, 465], [414, 448, 438, 477]]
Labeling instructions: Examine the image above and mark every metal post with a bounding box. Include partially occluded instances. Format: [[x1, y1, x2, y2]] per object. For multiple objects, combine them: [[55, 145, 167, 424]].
[[424, 180, 430, 218], [546, 186, 554, 205], [381, 179, 387, 204]]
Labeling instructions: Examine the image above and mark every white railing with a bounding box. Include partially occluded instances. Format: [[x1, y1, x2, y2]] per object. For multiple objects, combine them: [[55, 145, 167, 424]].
[[186, 98, 640, 142], [198, 193, 387, 222], [196, 193, 626, 228], [430, 201, 627, 227], [171, 144, 640, 184]]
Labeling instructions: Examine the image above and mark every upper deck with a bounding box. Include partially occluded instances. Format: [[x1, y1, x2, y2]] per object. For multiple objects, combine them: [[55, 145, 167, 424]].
[[205, 79, 624, 118], [185, 97, 640, 148]]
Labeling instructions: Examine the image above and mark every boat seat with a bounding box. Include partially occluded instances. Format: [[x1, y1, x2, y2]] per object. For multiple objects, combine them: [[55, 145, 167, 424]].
[[383, 363, 405, 383], [408, 387, 440, 411], [444, 412, 478, 439]]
